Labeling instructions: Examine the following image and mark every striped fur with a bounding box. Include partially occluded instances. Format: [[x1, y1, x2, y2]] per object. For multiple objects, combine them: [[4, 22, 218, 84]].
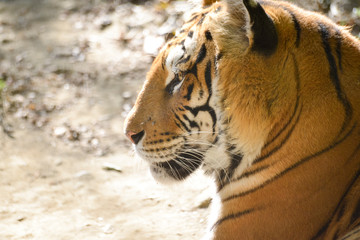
[[125, 0, 360, 239]]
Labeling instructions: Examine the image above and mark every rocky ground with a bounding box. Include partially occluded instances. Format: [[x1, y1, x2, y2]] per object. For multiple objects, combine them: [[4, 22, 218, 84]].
[[0, 0, 359, 239]]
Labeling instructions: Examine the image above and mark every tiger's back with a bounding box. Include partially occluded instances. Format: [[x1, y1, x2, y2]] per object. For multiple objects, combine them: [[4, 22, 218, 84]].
[[125, 0, 360, 239]]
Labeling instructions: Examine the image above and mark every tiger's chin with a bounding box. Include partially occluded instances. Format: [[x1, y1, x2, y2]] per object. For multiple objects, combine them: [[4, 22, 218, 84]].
[[143, 149, 205, 183], [149, 158, 202, 183]]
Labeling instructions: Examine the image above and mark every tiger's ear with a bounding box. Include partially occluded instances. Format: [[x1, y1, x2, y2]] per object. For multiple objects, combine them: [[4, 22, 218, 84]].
[[212, 0, 278, 56], [202, 0, 217, 6], [242, 0, 278, 55]]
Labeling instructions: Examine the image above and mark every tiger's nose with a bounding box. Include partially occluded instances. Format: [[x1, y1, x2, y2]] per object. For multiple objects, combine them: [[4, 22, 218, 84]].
[[126, 130, 145, 145]]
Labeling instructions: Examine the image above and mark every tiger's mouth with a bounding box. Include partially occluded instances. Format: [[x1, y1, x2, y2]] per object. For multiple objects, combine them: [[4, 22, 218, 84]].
[[151, 151, 204, 181]]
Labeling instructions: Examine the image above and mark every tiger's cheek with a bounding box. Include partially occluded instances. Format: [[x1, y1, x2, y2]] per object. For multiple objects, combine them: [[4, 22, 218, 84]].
[[196, 111, 216, 137]]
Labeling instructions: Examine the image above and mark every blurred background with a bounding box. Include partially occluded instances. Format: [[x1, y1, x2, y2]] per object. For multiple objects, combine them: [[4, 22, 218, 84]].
[[0, 0, 359, 239]]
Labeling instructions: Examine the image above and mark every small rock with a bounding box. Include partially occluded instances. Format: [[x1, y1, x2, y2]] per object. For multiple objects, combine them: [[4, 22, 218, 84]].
[[68, 130, 80, 141], [54, 48, 73, 58], [75, 170, 94, 181], [122, 91, 132, 99], [53, 126, 67, 137], [72, 47, 81, 57], [102, 224, 114, 234], [74, 21, 84, 30], [17, 216, 26, 222], [90, 138, 99, 147], [97, 17, 112, 30], [15, 54, 24, 63], [102, 162, 122, 173], [55, 159, 63, 166]]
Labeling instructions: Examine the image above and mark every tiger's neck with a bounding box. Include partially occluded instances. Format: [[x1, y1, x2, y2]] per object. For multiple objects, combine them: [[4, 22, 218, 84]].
[[211, 47, 360, 239]]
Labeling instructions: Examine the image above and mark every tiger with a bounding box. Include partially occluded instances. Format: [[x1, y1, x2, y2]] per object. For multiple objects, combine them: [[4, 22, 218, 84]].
[[124, 0, 360, 239]]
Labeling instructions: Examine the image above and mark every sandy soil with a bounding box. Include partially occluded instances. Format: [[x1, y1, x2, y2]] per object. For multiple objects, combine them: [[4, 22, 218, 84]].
[[0, 0, 358, 239]]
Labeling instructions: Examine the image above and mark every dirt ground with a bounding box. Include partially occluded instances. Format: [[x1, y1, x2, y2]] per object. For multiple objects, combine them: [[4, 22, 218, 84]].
[[0, 0, 359, 239]]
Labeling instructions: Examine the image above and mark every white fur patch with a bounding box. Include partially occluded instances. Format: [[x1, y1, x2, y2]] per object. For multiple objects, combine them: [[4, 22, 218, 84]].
[[165, 26, 198, 87], [165, 45, 184, 85], [184, 27, 198, 53], [202, 138, 231, 174]]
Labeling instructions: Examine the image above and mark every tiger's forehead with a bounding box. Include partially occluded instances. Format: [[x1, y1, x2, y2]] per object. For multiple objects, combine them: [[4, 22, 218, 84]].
[[159, 3, 221, 85]]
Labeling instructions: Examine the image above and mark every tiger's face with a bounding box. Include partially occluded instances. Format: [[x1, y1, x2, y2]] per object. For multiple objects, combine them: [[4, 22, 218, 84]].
[[124, 3, 230, 183]]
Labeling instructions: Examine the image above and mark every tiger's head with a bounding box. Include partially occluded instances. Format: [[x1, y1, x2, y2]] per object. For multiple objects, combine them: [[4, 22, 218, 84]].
[[125, 0, 282, 183]]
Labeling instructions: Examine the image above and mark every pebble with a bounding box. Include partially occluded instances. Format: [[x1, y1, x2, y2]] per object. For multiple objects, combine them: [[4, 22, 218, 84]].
[[53, 126, 67, 137], [102, 224, 114, 234], [122, 91, 132, 99], [90, 138, 99, 147], [97, 18, 113, 30], [102, 162, 122, 173], [75, 170, 94, 181]]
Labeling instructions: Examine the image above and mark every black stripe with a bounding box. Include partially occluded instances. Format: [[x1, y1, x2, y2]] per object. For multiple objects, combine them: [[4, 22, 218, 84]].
[[165, 74, 181, 94], [182, 114, 200, 131], [218, 169, 227, 187], [223, 123, 357, 202], [188, 31, 194, 38], [213, 135, 219, 144], [228, 153, 243, 179], [173, 120, 182, 129], [335, 28, 343, 71], [188, 14, 199, 23], [205, 60, 212, 95], [196, 43, 207, 64], [258, 1, 301, 48], [289, 11, 301, 47], [216, 52, 223, 62], [211, 208, 256, 230], [319, 23, 352, 139], [333, 230, 340, 240], [199, 89, 204, 99], [205, 30, 213, 41], [187, 63, 198, 79], [178, 106, 185, 111], [350, 197, 360, 226], [336, 200, 347, 221], [177, 55, 191, 65], [161, 52, 166, 70], [312, 166, 360, 240], [235, 165, 270, 182], [174, 112, 191, 132], [254, 104, 301, 164], [217, 153, 258, 192], [184, 83, 194, 101]]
